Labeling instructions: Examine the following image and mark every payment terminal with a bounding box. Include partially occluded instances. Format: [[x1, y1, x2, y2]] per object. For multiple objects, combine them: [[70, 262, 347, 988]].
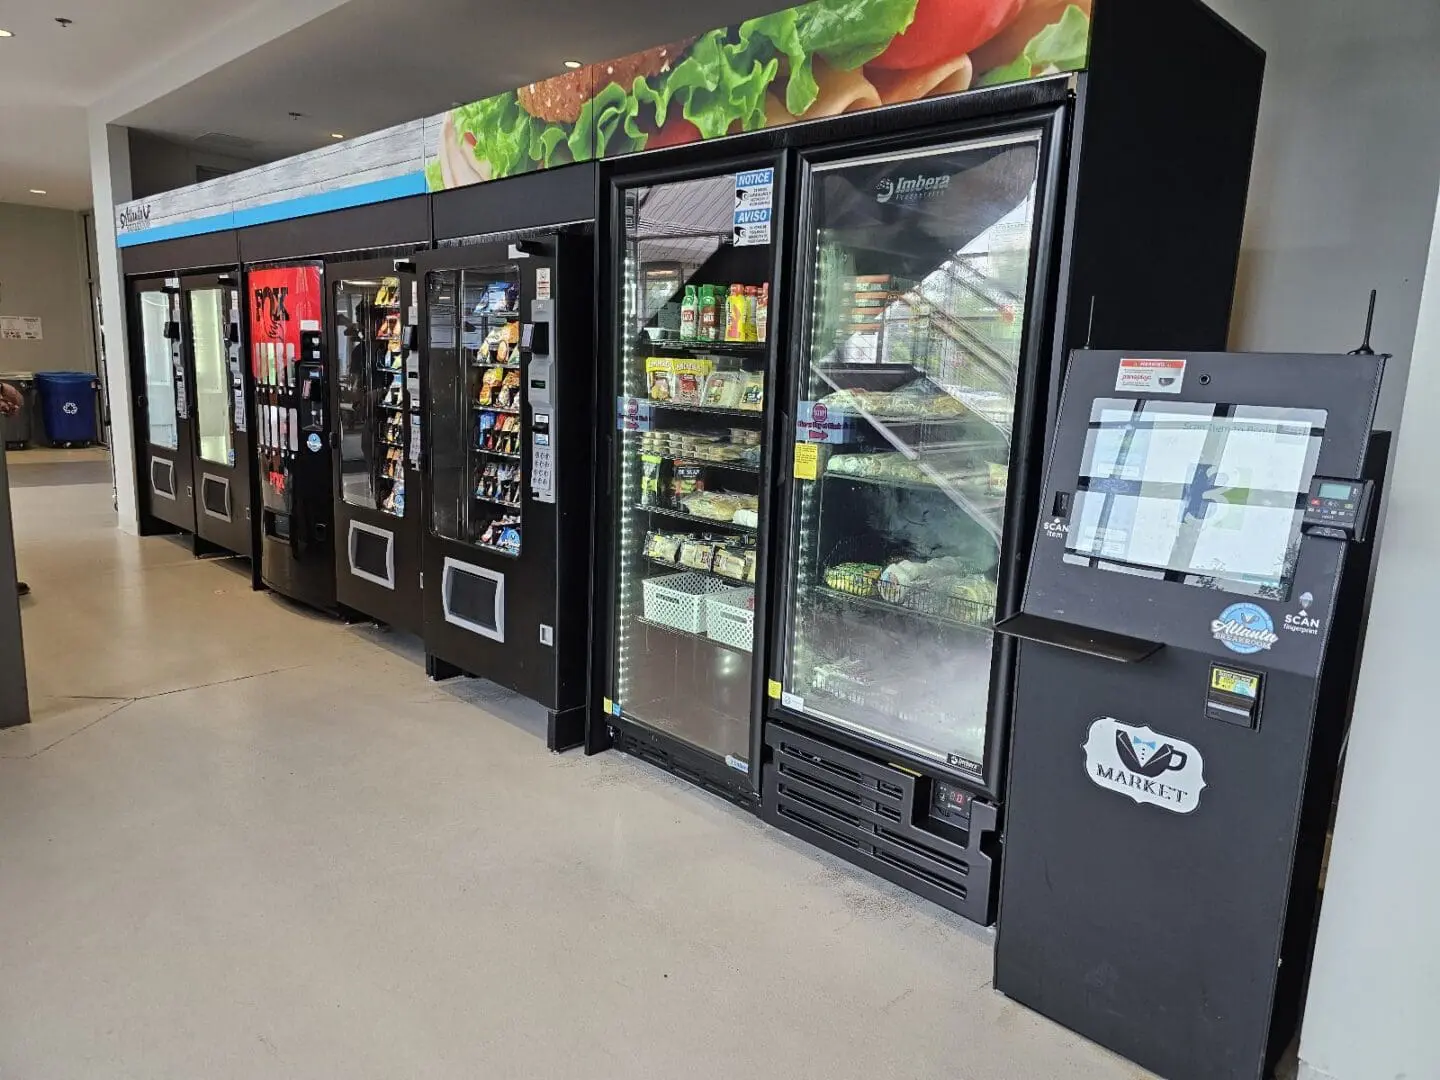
[[994, 351, 1385, 1080]]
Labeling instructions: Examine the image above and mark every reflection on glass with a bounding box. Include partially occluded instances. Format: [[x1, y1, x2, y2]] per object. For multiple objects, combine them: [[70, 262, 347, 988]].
[[336, 276, 408, 515], [190, 288, 231, 465], [782, 134, 1041, 776], [611, 172, 773, 767], [426, 267, 523, 555], [1065, 399, 1327, 600], [140, 291, 178, 450]]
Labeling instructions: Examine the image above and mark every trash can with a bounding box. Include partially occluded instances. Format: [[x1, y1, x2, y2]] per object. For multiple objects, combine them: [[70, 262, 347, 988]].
[[0, 372, 34, 449], [34, 371, 98, 447]]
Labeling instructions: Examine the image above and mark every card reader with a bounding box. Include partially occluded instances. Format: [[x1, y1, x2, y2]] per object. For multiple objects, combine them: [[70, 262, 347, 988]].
[[1301, 476, 1374, 541]]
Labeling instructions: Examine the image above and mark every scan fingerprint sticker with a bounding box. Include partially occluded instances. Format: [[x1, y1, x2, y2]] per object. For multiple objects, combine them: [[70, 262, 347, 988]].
[[1116, 357, 1186, 394], [1084, 718, 1206, 814]]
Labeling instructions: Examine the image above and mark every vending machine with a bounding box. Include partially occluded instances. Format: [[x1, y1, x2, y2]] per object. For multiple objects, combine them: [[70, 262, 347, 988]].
[[246, 262, 335, 611], [418, 228, 594, 747], [994, 350, 1386, 1080], [328, 255, 423, 632], [127, 270, 254, 559]]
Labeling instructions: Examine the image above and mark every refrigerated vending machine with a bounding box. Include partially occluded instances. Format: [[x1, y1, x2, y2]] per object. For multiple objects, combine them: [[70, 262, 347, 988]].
[[590, 0, 1263, 922], [993, 350, 1385, 1080], [591, 157, 786, 796], [328, 255, 423, 632], [128, 271, 254, 559], [419, 228, 594, 747], [247, 262, 335, 611]]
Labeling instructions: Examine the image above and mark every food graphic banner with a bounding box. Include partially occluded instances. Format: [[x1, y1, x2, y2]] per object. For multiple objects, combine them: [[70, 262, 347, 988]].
[[427, 0, 1091, 188], [118, 0, 1090, 243], [248, 264, 321, 379]]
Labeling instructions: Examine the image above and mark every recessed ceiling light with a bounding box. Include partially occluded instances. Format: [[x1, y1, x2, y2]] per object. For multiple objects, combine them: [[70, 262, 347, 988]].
[[0, 29, 13, 38], [330, 133, 345, 140], [29, 189, 46, 195], [563, 59, 583, 69]]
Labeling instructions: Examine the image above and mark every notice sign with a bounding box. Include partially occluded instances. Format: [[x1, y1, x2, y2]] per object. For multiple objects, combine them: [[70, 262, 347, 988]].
[[536, 267, 552, 299], [0, 316, 43, 340], [1116, 357, 1186, 394], [734, 168, 773, 247]]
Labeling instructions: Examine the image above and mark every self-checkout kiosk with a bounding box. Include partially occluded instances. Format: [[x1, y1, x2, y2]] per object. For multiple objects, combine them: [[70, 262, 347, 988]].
[[994, 350, 1385, 1080]]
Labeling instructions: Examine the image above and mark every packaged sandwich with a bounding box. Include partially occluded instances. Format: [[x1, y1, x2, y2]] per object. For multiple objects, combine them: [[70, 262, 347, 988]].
[[644, 531, 683, 564], [680, 539, 717, 571], [702, 371, 744, 409], [713, 546, 749, 581]]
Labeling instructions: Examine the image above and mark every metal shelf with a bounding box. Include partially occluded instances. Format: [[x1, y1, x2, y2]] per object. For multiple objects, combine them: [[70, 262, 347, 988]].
[[631, 504, 757, 533], [644, 401, 763, 422], [475, 447, 521, 460], [811, 584, 993, 635], [645, 555, 754, 587], [473, 493, 521, 511], [643, 338, 769, 357], [473, 404, 520, 415]]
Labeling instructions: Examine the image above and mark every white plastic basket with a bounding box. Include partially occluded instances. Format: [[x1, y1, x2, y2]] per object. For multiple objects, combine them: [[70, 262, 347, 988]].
[[704, 587, 756, 652], [642, 572, 732, 634]]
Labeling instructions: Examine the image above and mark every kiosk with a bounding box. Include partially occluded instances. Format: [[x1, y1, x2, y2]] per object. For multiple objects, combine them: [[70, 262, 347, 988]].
[[994, 350, 1385, 1080]]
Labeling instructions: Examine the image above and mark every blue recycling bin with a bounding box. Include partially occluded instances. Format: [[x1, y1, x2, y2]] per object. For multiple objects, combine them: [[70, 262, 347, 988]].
[[35, 372, 98, 446]]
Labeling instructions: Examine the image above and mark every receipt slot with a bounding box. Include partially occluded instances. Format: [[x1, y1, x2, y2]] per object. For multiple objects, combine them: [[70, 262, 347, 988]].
[[993, 351, 1385, 1080]]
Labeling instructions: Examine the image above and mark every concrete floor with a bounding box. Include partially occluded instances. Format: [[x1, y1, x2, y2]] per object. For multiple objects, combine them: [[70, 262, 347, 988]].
[[1, 454, 1150, 1080]]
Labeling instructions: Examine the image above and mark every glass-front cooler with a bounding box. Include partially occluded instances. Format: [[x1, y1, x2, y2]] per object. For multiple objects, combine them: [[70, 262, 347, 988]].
[[606, 165, 780, 778], [336, 274, 409, 517], [776, 133, 1043, 781], [427, 266, 523, 556]]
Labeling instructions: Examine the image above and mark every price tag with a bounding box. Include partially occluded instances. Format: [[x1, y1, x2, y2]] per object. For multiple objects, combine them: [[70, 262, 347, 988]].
[[793, 443, 818, 481], [767, 680, 782, 700]]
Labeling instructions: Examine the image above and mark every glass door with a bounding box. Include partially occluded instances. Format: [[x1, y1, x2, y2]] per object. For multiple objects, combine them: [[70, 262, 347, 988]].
[[336, 275, 408, 516], [189, 287, 232, 466], [138, 289, 179, 451], [777, 133, 1043, 779], [427, 266, 523, 555], [609, 166, 778, 772]]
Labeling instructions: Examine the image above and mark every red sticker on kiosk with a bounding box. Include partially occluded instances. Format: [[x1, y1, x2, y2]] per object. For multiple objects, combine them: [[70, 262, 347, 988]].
[[1116, 357, 1186, 394]]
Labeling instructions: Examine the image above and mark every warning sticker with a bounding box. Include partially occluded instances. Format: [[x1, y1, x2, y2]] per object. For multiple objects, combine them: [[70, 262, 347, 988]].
[[793, 443, 818, 481], [1116, 357, 1187, 395]]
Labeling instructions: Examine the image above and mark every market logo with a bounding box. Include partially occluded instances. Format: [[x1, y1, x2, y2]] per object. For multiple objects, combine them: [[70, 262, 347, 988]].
[[1083, 717, 1206, 814], [1212, 602, 1278, 654], [253, 286, 290, 340], [118, 204, 151, 231], [876, 173, 952, 205], [1283, 592, 1322, 636]]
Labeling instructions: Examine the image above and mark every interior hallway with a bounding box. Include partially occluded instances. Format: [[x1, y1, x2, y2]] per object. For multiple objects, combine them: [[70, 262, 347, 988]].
[[0, 454, 1149, 1080]]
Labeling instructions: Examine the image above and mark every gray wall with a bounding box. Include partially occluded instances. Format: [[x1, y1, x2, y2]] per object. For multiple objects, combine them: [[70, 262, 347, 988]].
[[1207, 0, 1440, 427], [0, 202, 96, 375], [127, 130, 265, 200]]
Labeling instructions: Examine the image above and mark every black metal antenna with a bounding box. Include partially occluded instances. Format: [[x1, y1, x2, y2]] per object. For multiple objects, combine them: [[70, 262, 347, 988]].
[[1084, 296, 1097, 349], [1350, 289, 1378, 355]]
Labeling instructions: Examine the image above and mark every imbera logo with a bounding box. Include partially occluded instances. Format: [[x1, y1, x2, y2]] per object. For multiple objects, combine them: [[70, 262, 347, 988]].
[[118, 204, 151, 231], [876, 173, 952, 205], [1083, 718, 1206, 814]]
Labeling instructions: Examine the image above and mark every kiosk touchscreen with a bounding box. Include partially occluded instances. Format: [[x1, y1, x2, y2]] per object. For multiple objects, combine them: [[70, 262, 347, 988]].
[[994, 351, 1384, 1080]]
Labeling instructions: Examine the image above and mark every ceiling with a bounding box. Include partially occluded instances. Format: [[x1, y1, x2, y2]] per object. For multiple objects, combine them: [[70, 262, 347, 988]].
[[120, 0, 789, 161], [0, 0, 790, 213], [0, 0, 280, 208]]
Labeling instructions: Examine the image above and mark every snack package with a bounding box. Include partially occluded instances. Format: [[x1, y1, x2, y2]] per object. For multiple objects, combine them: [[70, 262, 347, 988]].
[[640, 454, 666, 507], [671, 358, 713, 406], [739, 373, 765, 412], [477, 366, 504, 406], [680, 540, 717, 571], [645, 357, 675, 401], [670, 462, 705, 505], [713, 546, 748, 581], [744, 549, 758, 583], [824, 563, 883, 596], [702, 371, 744, 409], [644, 532, 683, 564], [502, 321, 521, 344]]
